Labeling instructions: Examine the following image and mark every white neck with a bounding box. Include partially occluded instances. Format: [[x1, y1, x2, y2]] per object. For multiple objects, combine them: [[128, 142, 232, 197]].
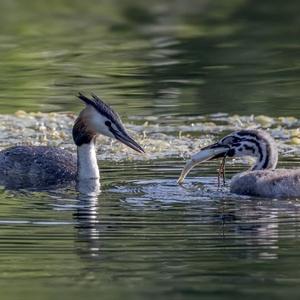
[[77, 141, 100, 181], [76, 178, 101, 196]]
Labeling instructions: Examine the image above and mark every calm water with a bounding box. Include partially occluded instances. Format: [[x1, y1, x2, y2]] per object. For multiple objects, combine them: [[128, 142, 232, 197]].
[[0, 0, 300, 299]]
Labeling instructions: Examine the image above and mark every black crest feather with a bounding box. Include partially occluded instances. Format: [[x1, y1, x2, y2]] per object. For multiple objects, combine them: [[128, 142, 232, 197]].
[[77, 93, 122, 126]]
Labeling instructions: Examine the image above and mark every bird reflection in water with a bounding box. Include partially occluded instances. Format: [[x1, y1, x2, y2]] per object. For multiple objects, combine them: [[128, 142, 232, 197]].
[[215, 200, 280, 260], [74, 179, 102, 259]]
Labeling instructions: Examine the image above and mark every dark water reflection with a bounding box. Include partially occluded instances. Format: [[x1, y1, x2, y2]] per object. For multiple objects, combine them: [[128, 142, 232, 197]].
[[0, 0, 300, 299], [0, 160, 300, 299]]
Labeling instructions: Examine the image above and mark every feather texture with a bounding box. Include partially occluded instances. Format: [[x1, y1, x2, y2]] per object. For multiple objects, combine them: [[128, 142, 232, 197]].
[[231, 169, 300, 198], [0, 146, 77, 188]]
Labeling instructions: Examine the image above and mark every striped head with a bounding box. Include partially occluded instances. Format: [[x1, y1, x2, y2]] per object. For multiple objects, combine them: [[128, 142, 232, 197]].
[[215, 130, 278, 170], [178, 129, 278, 184], [72, 93, 144, 153]]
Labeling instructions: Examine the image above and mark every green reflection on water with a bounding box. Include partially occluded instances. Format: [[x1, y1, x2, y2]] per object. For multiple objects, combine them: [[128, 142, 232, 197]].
[[0, 159, 300, 300], [0, 0, 299, 117]]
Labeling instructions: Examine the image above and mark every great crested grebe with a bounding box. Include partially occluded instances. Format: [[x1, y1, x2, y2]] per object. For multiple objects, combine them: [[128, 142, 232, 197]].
[[177, 129, 300, 198], [0, 93, 144, 189]]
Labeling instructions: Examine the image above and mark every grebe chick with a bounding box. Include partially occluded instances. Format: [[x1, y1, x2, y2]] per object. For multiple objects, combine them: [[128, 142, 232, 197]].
[[0, 93, 144, 189], [178, 129, 300, 198]]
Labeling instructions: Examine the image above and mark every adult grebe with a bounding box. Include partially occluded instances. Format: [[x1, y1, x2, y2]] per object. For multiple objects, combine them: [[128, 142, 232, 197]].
[[0, 93, 144, 188], [177, 129, 300, 198]]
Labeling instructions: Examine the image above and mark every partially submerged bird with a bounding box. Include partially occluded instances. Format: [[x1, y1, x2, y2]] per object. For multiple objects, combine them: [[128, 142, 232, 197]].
[[178, 129, 300, 198], [0, 93, 144, 189]]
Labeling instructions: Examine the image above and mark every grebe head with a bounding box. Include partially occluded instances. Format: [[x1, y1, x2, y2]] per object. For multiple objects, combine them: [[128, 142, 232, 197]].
[[73, 93, 144, 153], [178, 129, 278, 183]]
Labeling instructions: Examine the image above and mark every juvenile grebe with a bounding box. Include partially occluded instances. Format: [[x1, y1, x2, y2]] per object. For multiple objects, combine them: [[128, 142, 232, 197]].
[[0, 93, 144, 188], [178, 129, 300, 198]]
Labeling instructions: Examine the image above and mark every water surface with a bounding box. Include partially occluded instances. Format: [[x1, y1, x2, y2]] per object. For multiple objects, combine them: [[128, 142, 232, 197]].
[[0, 1, 300, 300]]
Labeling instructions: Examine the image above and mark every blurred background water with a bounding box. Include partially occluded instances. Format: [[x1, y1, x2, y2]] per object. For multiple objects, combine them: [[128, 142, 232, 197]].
[[0, 0, 300, 299]]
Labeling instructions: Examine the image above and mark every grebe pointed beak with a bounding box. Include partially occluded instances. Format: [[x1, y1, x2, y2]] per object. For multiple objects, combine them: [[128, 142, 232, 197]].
[[113, 130, 145, 154], [177, 143, 229, 184]]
